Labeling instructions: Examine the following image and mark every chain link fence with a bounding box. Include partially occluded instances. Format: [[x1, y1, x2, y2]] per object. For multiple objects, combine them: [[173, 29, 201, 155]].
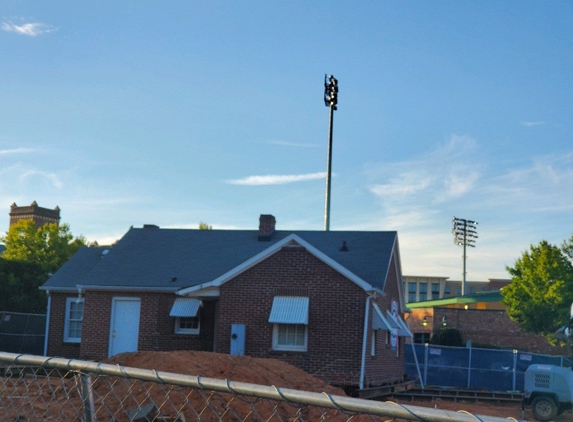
[[405, 343, 573, 391], [0, 311, 46, 355], [0, 352, 521, 422]]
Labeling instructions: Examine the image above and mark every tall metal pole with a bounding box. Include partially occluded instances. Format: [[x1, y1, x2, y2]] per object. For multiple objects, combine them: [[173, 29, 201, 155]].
[[452, 217, 478, 296], [324, 104, 334, 231], [323, 74, 338, 231], [462, 221, 467, 295]]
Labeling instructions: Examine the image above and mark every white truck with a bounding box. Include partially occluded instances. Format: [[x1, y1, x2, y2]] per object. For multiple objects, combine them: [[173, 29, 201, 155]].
[[524, 364, 573, 421]]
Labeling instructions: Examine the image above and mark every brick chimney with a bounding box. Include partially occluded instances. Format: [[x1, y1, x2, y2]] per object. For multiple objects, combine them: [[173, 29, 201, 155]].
[[258, 214, 276, 241]]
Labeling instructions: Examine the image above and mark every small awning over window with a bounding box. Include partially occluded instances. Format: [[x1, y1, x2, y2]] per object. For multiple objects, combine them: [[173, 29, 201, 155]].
[[268, 296, 309, 325], [372, 303, 411, 337], [372, 303, 393, 330], [170, 298, 202, 317]]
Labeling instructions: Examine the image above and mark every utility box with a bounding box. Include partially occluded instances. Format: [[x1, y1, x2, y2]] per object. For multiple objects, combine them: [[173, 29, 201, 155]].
[[230, 324, 246, 356]]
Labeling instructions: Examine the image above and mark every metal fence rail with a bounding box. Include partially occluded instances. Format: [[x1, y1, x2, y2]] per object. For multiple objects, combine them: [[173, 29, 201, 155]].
[[0, 352, 521, 422]]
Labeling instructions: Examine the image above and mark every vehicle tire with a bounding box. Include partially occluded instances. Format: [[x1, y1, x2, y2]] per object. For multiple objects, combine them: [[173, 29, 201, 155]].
[[531, 396, 558, 421]]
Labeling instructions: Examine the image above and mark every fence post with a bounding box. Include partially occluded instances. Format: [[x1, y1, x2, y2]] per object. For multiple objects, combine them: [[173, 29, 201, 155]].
[[423, 343, 429, 387], [512, 350, 517, 391], [467, 343, 472, 389], [81, 373, 95, 422]]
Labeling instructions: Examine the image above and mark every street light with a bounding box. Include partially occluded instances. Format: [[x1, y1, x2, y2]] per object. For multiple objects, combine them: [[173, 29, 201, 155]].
[[452, 217, 478, 296], [323, 74, 338, 231]]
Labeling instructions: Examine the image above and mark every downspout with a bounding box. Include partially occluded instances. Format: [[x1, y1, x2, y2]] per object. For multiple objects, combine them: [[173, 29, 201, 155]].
[[43, 291, 51, 356], [359, 292, 376, 390]]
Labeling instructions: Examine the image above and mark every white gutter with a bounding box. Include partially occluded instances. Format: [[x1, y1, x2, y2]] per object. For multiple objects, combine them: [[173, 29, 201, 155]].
[[76, 284, 180, 293], [43, 291, 51, 356], [359, 292, 376, 390]]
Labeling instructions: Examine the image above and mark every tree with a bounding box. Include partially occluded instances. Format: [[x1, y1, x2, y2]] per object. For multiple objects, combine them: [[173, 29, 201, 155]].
[[0, 220, 86, 312], [1, 220, 86, 273], [502, 239, 573, 342], [0, 259, 46, 313], [198, 222, 212, 230]]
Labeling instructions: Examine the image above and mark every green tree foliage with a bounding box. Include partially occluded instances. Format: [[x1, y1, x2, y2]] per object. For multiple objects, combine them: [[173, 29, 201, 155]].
[[198, 222, 212, 230], [502, 238, 573, 342], [2, 220, 86, 273], [430, 327, 464, 347], [0, 220, 86, 313], [0, 260, 46, 313]]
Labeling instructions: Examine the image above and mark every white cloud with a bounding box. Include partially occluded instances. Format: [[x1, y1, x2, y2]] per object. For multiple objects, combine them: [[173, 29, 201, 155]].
[[370, 173, 433, 197], [367, 135, 482, 206], [439, 168, 480, 200], [359, 135, 573, 279], [0, 148, 35, 155], [227, 172, 326, 186], [20, 170, 63, 189], [521, 121, 545, 127], [2, 22, 57, 36], [263, 140, 318, 148]]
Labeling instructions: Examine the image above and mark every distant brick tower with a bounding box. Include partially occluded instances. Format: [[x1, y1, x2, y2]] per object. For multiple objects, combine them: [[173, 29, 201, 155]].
[[9, 201, 61, 228]]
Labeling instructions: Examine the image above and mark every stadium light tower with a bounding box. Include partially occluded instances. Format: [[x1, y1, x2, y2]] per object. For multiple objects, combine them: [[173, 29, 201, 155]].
[[452, 217, 478, 296], [323, 74, 338, 231]]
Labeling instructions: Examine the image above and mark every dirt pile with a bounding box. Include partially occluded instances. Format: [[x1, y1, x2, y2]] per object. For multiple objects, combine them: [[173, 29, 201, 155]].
[[105, 350, 345, 395]]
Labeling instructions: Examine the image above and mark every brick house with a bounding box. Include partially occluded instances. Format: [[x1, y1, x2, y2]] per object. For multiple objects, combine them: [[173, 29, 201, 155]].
[[40, 215, 411, 389]]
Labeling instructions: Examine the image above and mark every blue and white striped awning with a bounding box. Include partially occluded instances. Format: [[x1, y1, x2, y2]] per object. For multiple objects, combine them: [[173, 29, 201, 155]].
[[169, 298, 202, 317], [372, 303, 411, 336], [268, 296, 309, 325], [372, 303, 393, 330]]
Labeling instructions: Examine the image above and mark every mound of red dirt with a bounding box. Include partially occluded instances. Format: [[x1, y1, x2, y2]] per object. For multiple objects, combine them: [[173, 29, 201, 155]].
[[104, 350, 345, 395]]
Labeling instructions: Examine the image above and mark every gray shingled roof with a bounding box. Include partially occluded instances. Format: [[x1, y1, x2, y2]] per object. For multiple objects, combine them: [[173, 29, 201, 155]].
[[41, 246, 110, 290], [41, 227, 398, 292]]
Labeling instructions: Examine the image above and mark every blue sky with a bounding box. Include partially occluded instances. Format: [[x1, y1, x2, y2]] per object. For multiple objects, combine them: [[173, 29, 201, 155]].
[[1, 2, 572, 281]]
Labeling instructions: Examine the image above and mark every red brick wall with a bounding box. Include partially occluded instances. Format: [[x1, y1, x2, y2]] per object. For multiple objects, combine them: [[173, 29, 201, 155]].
[[48, 291, 216, 361], [216, 245, 406, 387], [366, 254, 406, 386], [409, 308, 567, 355], [47, 293, 81, 358]]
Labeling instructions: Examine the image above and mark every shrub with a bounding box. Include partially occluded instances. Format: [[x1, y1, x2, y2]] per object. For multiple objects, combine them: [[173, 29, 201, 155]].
[[430, 327, 464, 347]]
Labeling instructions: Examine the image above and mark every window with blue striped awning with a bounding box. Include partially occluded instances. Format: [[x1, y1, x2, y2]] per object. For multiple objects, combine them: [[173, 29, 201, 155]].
[[268, 296, 309, 325], [169, 298, 202, 317]]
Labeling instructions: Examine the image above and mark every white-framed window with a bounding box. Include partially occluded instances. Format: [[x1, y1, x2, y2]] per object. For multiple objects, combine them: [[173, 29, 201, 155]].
[[170, 297, 202, 335], [175, 316, 200, 335], [272, 324, 307, 352], [64, 297, 84, 343]]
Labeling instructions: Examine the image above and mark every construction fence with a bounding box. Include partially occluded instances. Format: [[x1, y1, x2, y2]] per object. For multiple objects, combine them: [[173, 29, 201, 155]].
[[405, 343, 573, 391], [0, 351, 520, 422], [0, 311, 46, 355]]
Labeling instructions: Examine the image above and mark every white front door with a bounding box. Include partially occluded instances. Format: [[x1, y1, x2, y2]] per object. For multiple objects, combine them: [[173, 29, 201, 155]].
[[109, 297, 141, 357]]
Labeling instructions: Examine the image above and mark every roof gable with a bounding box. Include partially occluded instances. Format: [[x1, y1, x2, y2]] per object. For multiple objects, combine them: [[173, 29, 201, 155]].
[[178, 234, 378, 295]]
